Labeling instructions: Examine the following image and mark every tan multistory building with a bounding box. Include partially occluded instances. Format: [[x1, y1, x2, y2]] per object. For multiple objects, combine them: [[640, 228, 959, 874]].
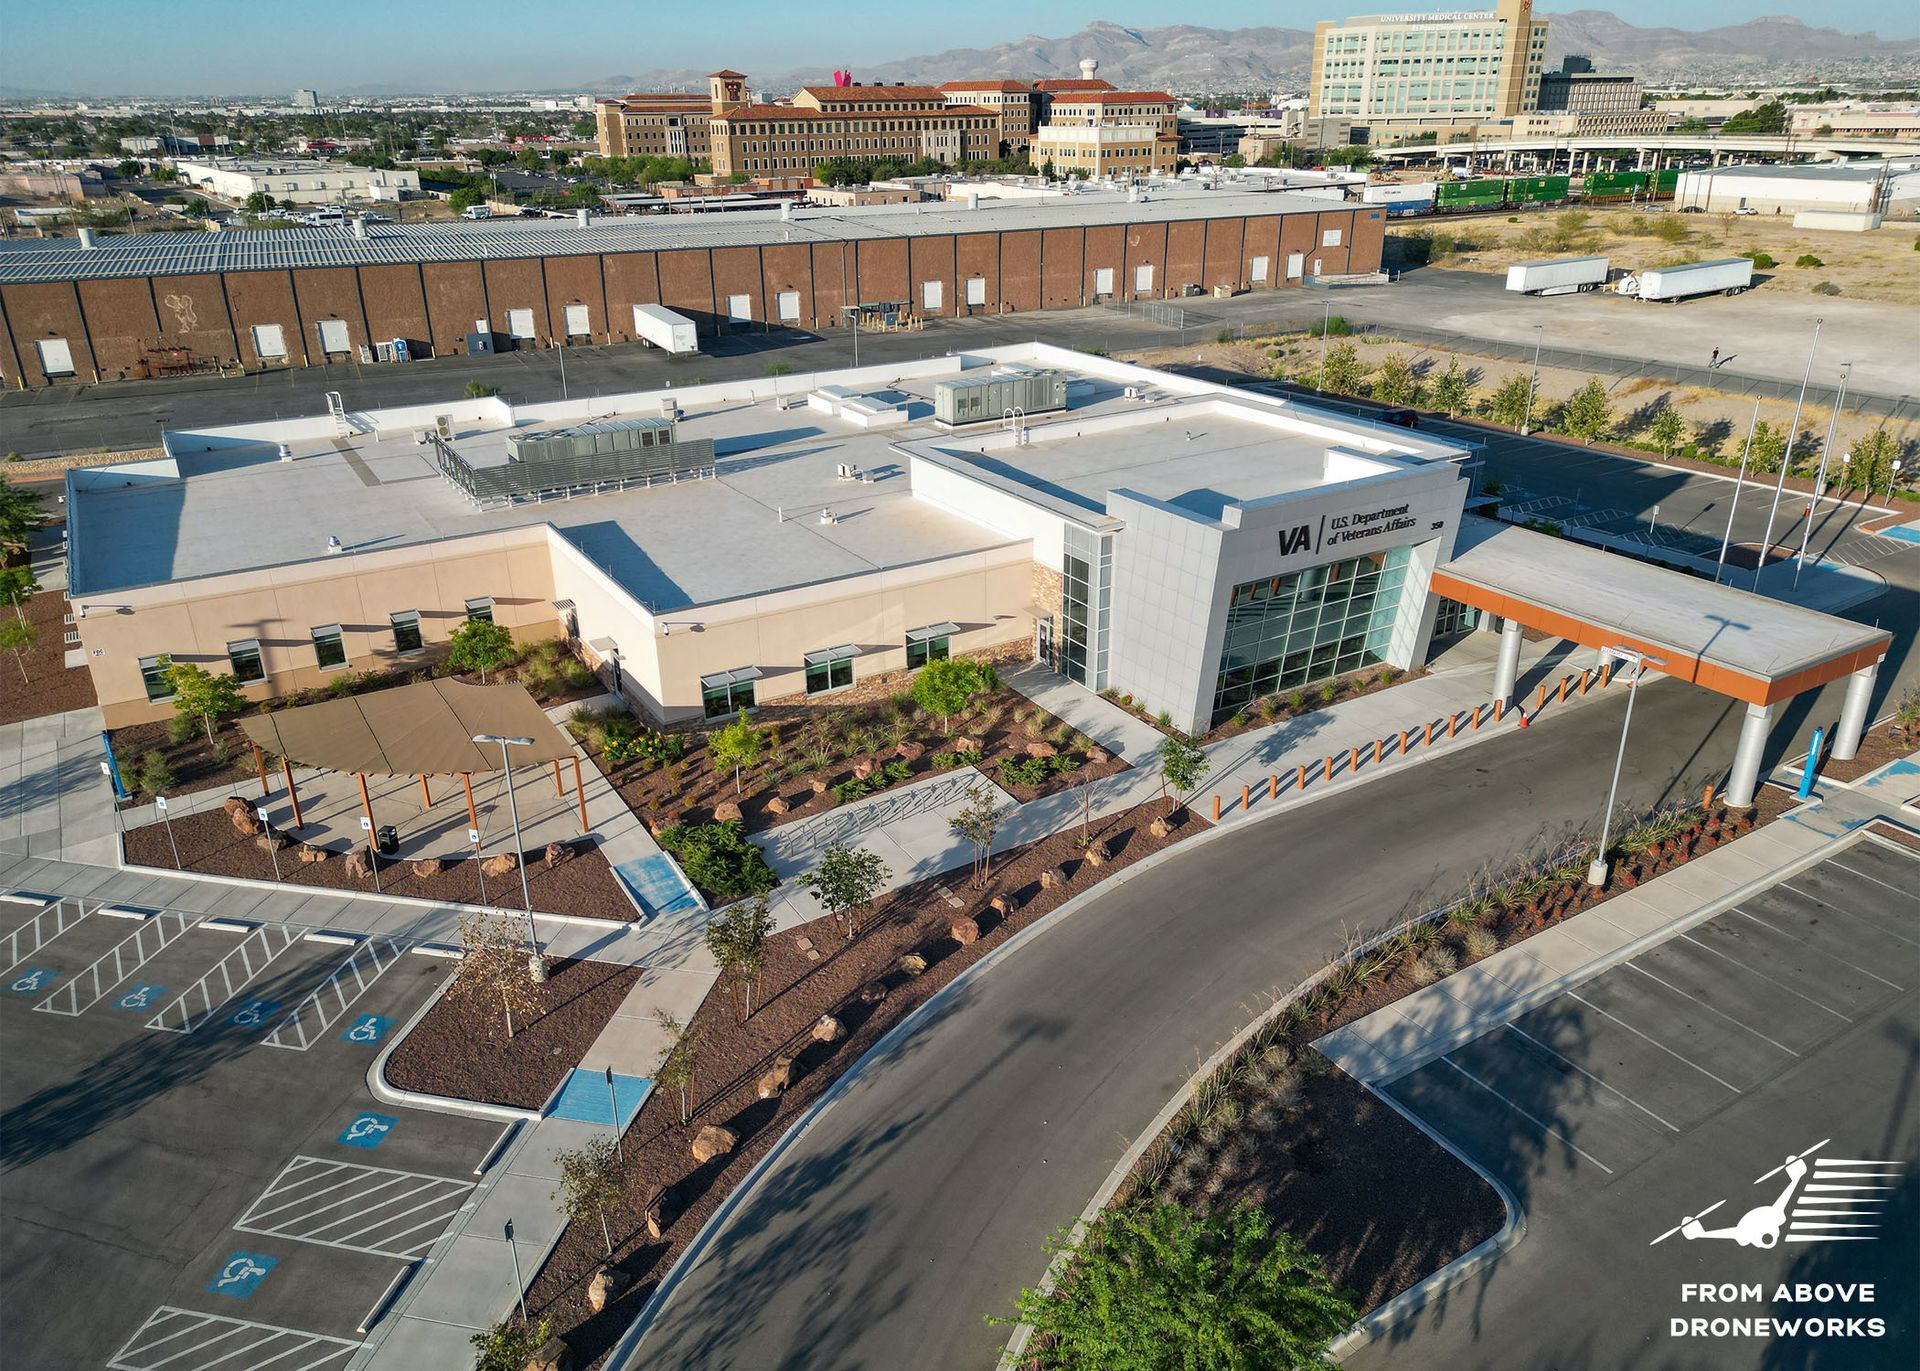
[[938, 80, 1040, 156], [592, 92, 714, 161], [1034, 123, 1178, 178], [707, 72, 1000, 177], [1310, 0, 1549, 137]]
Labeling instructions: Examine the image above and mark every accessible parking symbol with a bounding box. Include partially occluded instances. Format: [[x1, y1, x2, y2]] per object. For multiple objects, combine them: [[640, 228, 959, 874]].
[[340, 1013, 393, 1045], [8, 968, 58, 994], [339, 1112, 397, 1149], [115, 984, 167, 1012], [227, 998, 281, 1029], [206, 1250, 278, 1298]]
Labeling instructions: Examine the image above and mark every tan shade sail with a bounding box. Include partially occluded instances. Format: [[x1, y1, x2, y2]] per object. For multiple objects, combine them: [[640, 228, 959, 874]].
[[239, 679, 577, 776]]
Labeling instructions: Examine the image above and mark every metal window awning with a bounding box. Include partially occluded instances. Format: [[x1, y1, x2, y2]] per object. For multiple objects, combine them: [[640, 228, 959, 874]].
[[803, 645, 860, 666], [906, 622, 960, 642], [551, 599, 575, 611], [701, 666, 764, 689]]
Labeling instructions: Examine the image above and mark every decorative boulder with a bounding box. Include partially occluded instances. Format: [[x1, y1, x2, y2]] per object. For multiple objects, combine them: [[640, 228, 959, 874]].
[[896, 953, 927, 977], [481, 852, 520, 879], [1087, 747, 1111, 765], [858, 980, 890, 1006], [950, 916, 981, 946], [712, 800, 742, 823], [643, 1183, 678, 1240], [989, 894, 1019, 917], [255, 830, 291, 853], [1082, 844, 1107, 868], [410, 856, 446, 878], [1039, 867, 1066, 890], [226, 798, 263, 837], [766, 795, 790, 815], [345, 846, 375, 880], [588, 1264, 631, 1313], [297, 843, 330, 864], [757, 1057, 795, 1099], [525, 1336, 574, 1371], [692, 1124, 736, 1163], [810, 778, 830, 796], [894, 741, 925, 763], [853, 758, 877, 780], [951, 737, 979, 755], [1149, 817, 1171, 839], [542, 840, 575, 869], [1024, 741, 1057, 759], [811, 1014, 846, 1044]]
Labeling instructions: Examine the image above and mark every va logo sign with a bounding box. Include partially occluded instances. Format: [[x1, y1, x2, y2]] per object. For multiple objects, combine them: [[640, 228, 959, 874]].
[[1277, 524, 1314, 556]]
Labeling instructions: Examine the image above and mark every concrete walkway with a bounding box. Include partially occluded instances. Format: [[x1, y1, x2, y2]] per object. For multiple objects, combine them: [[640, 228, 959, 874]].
[[1316, 754, 1916, 1086], [0, 707, 118, 866], [1002, 663, 1167, 763]]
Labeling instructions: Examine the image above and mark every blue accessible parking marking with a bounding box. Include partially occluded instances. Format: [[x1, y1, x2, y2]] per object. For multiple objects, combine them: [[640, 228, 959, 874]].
[[339, 1013, 393, 1045], [114, 984, 168, 1012], [205, 1251, 278, 1298], [227, 998, 281, 1029], [338, 1112, 397, 1149], [7, 967, 58, 994], [547, 1068, 650, 1127]]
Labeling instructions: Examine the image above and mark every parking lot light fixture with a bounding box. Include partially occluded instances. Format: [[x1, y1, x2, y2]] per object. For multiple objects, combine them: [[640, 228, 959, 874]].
[[1520, 324, 1544, 437], [1588, 647, 1665, 889], [473, 733, 544, 983]]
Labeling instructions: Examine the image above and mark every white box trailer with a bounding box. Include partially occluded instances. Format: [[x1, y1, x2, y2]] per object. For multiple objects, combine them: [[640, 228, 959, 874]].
[[1614, 257, 1753, 303], [631, 303, 699, 357], [1362, 181, 1438, 205], [1505, 255, 1610, 296]]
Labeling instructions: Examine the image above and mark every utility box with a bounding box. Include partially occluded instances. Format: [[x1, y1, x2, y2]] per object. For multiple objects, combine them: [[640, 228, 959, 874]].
[[934, 368, 1068, 426], [467, 331, 496, 355]]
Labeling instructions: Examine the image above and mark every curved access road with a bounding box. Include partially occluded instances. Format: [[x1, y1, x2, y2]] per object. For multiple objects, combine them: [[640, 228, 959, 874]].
[[622, 586, 1912, 1371]]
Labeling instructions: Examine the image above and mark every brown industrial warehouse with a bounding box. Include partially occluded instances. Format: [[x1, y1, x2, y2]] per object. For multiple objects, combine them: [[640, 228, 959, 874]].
[[0, 191, 1382, 387]]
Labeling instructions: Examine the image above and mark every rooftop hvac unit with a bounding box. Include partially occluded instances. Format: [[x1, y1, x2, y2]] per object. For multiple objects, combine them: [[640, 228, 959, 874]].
[[507, 416, 676, 465], [934, 369, 1068, 426]]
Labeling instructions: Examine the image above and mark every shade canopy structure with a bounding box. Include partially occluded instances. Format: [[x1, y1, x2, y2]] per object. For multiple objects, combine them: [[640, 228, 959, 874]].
[[238, 679, 576, 777]]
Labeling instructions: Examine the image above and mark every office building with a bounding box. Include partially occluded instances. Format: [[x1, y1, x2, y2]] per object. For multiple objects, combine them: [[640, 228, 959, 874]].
[[938, 80, 1040, 156], [1311, 0, 1549, 128], [292, 89, 320, 111], [593, 93, 714, 162], [707, 73, 1001, 177], [1535, 55, 1641, 115], [173, 159, 420, 206], [1033, 123, 1178, 178]]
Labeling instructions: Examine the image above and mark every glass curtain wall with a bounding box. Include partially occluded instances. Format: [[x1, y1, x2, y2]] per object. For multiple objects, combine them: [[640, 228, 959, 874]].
[[1060, 526, 1113, 689], [1210, 547, 1410, 725]]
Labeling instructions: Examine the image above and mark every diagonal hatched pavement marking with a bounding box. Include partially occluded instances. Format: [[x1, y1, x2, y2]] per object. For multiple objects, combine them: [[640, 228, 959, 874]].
[[263, 935, 406, 1049], [234, 1155, 476, 1260], [107, 1306, 358, 1371], [34, 911, 199, 1016], [147, 924, 301, 1033]]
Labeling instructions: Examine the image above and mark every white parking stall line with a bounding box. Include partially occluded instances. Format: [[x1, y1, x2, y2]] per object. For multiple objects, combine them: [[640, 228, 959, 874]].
[[1673, 932, 1852, 1022], [234, 1155, 475, 1260], [147, 924, 301, 1033], [108, 1307, 358, 1371], [1561, 991, 1743, 1095], [1776, 878, 1920, 946], [1623, 962, 1803, 1057], [2, 896, 88, 974], [33, 911, 199, 1016], [1727, 908, 1904, 991], [1818, 858, 1920, 904], [1502, 1023, 1680, 1133], [1440, 1055, 1616, 1175], [263, 935, 405, 1050]]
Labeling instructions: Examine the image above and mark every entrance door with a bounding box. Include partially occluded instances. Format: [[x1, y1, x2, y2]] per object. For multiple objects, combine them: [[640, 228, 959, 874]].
[[1036, 617, 1055, 669]]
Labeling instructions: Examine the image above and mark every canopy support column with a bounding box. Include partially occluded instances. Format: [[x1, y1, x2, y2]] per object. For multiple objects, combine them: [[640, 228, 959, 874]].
[[280, 757, 303, 829], [462, 773, 479, 833], [1830, 662, 1878, 762], [356, 772, 376, 841], [420, 774, 432, 808], [574, 756, 588, 833], [1492, 617, 1524, 708], [1726, 702, 1774, 809], [552, 759, 565, 797], [251, 741, 270, 798]]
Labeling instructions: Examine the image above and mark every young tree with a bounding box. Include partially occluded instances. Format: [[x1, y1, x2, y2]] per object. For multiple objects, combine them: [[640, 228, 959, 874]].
[[1747, 421, 1788, 473], [451, 912, 546, 1040], [1842, 427, 1899, 491], [0, 480, 44, 555], [1428, 358, 1475, 418], [1369, 351, 1419, 406], [1485, 373, 1537, 432], [708, 715, 765, 797], [552, 1134, 630, 1258], [1648, 403, 1687, 458], [0, 618, 34, 684], [798, 841, 891, 942], [0, 565, 38, 624], [911, 656, 991, 735], [447, 617, 516, 682], [166, 662, 247, 747], [1561, 378, 1615, 445], [1317, 340, 1367, 396], [704, 893, 775, 1019], [997, 1202, 1354, 1370], [1157, 733, 1210, 817], [948, 782, 1008, 889], [652, 1010, 697, 1124], [471, 1317, 553, 1371]]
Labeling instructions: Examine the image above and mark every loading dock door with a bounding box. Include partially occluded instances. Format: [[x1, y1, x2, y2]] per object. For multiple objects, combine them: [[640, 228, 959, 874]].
[[563, 304, 590, 338], [727, 294, 752, 323], [1286, 253, 1305, 280], [506, 308, 536, 341], [315, 319, 350, 354], [34, 338, 75, 376], [1094, 267, 1115, 296]]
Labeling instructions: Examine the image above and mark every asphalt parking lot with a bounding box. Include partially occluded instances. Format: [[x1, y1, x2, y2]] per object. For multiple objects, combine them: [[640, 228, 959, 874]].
[[0, 890, 501, 1371], [1344, 836, 1920, 1371]]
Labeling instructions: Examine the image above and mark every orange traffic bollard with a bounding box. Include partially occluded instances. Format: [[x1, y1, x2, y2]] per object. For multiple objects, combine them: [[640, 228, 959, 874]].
[[1373, 738, 1384, 764], [1704, 783, 1716, 809], [1493, 698, 1504, 722], [1269, 774, 1279, 801], [1558, 677, 1569, 703], [1448, 713, 1458, 739], [1425, 720, 1435, 746], [1350, 745, 1361, 772], [1537, 684, 1547, 710], [1242, 783, 1251, 811], [1602, 661, 1612, 687], [1297, 763, 1308, 790], [1212, 794, 1221, 822], [1581, 667, 1592, 695]]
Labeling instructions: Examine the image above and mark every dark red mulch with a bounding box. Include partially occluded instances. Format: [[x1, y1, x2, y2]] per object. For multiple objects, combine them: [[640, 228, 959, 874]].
[[1106, 664, 1431, 746], [0, 589, 96, 726], [519, 796, 1198, 1366], [1818, 722, 1916, 783], [385, 957, 645, 1109], [121, 806, 638, 921]]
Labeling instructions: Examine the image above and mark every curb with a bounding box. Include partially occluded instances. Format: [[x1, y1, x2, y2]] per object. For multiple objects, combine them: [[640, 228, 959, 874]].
[[365, 965, 546, 1125]]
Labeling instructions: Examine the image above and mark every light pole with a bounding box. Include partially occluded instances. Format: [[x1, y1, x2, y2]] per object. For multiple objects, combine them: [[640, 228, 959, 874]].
[[1588, 646, 1665, 888], [1757, 317, 1822, 590], [473, 732, 544, 982], [1794, 361, 1850, 587], [1520, 324, 1544, 436], [1714, 398, 1762, 584], [1316, 301, 1331, 392]]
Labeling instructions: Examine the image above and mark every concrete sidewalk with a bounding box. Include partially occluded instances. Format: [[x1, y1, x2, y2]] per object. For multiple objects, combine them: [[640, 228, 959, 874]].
[[1002, 663, 1166, 763], [0, 707, 119, 866]]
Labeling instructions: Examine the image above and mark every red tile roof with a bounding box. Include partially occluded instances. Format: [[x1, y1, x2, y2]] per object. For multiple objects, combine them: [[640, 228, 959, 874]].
[[716, 103, 991, 123], [1034, 78, 1117, 91], [708, 69, 748, 79], [799, 85, 952, 104], [937, 79, 1032, 93], [1054, 90, 1176, 104]]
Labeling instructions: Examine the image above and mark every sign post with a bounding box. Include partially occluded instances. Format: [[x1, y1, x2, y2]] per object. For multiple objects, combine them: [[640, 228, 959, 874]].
[[360, 815, 382, 894], [604, 1065, 625, 1159], [257, 808, 281, 882], [156, 794, 181, 870], [469, 827, 488, 905]]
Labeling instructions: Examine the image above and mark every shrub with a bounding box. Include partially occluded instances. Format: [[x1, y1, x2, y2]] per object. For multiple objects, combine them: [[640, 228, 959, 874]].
[[166, 713, 198, 746], [135, 749, 175, 797], [1744, 251, 1775, 269], [931, 747, 983, 768], [1155, 710, 1173, 729], [656, 820, 776, 902], [1462, 927, 1498, 962], [1794, 253, 1822, 268], [1812, 281, 1841, 295], [764, 360, 793, 376], [1319, 681, 1338, 704], [1287, 689, 1306, 710], [996, 753, 1076, 788], [463, 381, 501, 399]]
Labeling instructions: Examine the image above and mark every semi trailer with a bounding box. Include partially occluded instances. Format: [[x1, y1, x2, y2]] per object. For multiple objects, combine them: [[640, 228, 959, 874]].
[[631, 303, 699, 356], [1614, 257, 1754, 302], [1505, 255, 1610, 295]]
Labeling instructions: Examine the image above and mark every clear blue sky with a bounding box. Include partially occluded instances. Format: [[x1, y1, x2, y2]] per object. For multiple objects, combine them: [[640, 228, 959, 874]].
[[5, 2, 1914, 96]]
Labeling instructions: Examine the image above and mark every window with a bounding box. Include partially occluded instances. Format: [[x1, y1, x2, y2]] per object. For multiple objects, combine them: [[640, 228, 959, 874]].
[[905, 622, 956, 670], [701, 667, 760, 718], [35, 338, 75, 377], [251, 323, 288, 359], [315, 318, 350, 354], [1134, 263, 1154, 293], [464, 596, 495, 624], [778, 290, 801, 321], [506, 308, 536, 340], [391, 610, 423, 655], [1250, 255, 1270, 283], [140, 654, 173, 703], [227, 637, 265, 684], [804, 645, 857, 695], [311, 624, 346, 670]]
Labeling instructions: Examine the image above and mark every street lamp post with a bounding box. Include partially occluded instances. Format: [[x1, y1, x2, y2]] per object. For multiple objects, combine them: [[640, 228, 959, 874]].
[[1520, 324, 1544, 436], [1794, 362, 1850, 587], [473, 732, 544, 982], [1588, 647, 1665, 888], [1757, 317, 1822, 590]]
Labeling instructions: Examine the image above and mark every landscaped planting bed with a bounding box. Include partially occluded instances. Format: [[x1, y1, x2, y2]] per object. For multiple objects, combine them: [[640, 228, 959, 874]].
[[386, 957, 645, 1109], [1817, 714, 1918, 784], [514, 794, 1197, 1366], [567, 677, 1129, 842], [1100, 663, 1429, 746], [121, 806, 637, 920], [0, 574, 95, 726]]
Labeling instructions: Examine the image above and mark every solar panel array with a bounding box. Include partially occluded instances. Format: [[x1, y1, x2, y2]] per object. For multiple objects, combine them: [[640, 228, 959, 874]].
[[0, 188, 1323, 285]]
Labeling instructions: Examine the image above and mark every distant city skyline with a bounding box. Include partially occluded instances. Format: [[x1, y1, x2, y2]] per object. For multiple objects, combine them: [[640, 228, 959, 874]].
[[5, 2, 1917, 97]]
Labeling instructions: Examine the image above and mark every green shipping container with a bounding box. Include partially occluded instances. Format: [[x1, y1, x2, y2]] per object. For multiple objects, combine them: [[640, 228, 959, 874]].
[[1436, 178, 1507, 208], [1509, 175, 1571, 203], [1582, 171, 1648, 198], [1651, 169, 1680, 194]]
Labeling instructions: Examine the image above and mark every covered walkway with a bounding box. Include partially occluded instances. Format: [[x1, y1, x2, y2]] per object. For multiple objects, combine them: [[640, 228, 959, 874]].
[[1434, 518, 1892, 806]]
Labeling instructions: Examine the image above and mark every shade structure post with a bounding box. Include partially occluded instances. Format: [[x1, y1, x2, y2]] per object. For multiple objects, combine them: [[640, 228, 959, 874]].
[[420, 774, 432, 808], [252, 741, 270, 798], [573, 756, 588, 833], [280, 756, 303, 829], [462, 773, 479, 831], [356, 772, 376, 836], [552, 758, 565, 798]]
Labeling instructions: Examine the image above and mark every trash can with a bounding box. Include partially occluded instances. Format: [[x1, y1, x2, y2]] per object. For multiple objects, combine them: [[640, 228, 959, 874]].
[[376, 825, 399, 856]]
